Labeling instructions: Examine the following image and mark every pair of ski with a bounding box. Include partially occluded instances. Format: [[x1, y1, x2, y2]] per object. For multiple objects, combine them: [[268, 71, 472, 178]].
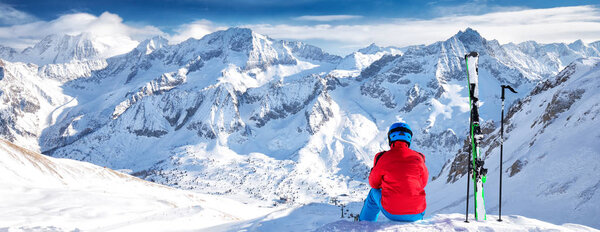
[[464, 52, 516, 222]]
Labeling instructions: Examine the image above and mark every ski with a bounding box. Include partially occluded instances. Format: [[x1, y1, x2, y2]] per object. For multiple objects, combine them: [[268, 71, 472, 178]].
[[465, 52, 487, 221]]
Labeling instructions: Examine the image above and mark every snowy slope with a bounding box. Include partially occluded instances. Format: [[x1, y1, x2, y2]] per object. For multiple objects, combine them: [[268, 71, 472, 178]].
[[0, 59, 74, 152], [1, 138, 596, 231], [206, 202, 597, 231], [0, 34, 113, 148], [315, 214, 597, 232], [0, 138, 275, 231], [429, 57, 600, 228]]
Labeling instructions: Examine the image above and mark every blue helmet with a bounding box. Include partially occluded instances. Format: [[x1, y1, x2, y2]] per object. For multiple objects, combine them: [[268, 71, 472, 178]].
[[388, 122, 413, 146]]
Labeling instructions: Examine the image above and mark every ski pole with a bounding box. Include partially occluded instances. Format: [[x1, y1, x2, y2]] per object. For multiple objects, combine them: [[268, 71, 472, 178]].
[[498, 84, 516, 222], [465, 158, 471, 223]]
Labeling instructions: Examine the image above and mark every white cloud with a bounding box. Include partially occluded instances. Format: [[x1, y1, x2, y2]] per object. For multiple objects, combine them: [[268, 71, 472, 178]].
[[293, 15, 363, 22], [246, 5, 600, 55], [0, 3, 38, 25], [0, 11, 163, 56], [0, 11, 225, 57], [168, 19, 227, 44], [1, 6, 599, 58]]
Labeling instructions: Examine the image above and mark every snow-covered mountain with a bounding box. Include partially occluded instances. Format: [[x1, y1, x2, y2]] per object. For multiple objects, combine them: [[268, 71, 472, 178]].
[[37, 27, 349, 204], [334, 43, 404, 76], [4, 34, 95, 65], [0, 45, 17, 60], [1, 27, 599, 229], [502, 39, 600, 80], [21, 34, 101, 65], [358, 43, 404, 55], [0, 59, 74, 152], [429, 57, 600, 228], [0, 33, 139, 66]]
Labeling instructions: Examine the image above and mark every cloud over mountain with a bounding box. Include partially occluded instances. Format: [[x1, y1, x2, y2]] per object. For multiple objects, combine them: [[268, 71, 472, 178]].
[[1, 6, 599, 56], [168, 19, 228, 45], [246, 5, 600, 55], [0, 11, 162, 56]]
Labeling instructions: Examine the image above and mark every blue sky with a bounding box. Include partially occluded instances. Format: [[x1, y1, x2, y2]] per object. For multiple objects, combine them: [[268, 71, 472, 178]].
[[3, 0, 597, 29], [1, 0, 600, 55]]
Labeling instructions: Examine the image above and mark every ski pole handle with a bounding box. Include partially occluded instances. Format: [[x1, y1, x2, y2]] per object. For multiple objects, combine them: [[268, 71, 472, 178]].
[[503, 85, 517, 93], [501, 85, 517, 99]]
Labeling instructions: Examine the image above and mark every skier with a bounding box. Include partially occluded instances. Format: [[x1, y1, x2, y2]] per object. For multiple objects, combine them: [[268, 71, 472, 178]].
[[359, 122, 428, 222]]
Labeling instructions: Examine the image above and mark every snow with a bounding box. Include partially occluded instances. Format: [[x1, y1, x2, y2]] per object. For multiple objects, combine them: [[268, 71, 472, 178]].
[[316, 214, 596, 232], [0, 60, 73, 152], [0, 138, 277, 231], [1, 27, 600, 231], [1, 138, 597, 231], [427, 57, 600, 229], [5, 33, 135, 66]]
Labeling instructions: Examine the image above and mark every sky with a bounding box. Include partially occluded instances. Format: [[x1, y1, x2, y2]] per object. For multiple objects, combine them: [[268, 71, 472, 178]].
[[1, 0, 600, 55]]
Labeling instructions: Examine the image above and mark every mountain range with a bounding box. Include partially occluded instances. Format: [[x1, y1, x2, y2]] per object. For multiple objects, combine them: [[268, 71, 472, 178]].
[[1, 27, 599, 229]]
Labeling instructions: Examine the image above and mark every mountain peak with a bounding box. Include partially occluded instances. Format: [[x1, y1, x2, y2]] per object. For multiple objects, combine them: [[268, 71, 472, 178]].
[[357, 43, 403, 56], [195, 27, 258, 53], [223, 27, 254, 36], [0, 45, 18, 60], [18, 33, 101, 65], [570, 39, 584, 45], [13, 32, 140, 65], [136, 35, 169, 55], [452, 28, 484, 44], [462, 27, 480, 36], [37, 33, 63, 43], [207, 27, 256, 42], [358, 43, 382, 54], [443, 27, 486, 53], [34, 33, 93, 48], [568, 39, 585, 51]]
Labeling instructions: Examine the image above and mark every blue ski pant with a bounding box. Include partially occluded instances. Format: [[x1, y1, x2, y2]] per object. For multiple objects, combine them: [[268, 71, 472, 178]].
[[359, 188, 425, 222]]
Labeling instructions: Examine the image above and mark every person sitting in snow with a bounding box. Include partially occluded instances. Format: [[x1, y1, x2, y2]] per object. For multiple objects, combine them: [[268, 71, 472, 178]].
[[359, 122, 428, 222]]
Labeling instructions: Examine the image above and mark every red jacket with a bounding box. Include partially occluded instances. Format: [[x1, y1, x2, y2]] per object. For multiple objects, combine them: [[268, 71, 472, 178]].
[[369, 141, 428, 215]]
